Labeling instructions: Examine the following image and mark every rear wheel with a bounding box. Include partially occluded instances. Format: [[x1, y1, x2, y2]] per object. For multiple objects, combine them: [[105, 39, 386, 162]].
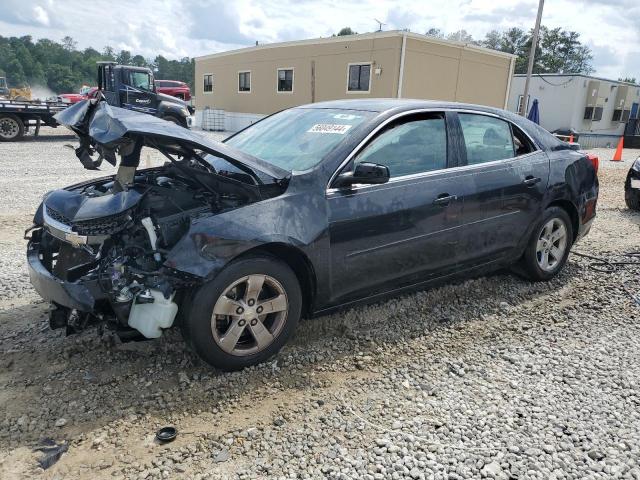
[[0, 114, 24, 141], [519, 207, 573, 281], [183, 255, 302, 371]]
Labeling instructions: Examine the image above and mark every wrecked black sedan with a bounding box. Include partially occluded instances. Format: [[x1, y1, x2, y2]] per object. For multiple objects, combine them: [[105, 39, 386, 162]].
[[27, 98, 598, 370]]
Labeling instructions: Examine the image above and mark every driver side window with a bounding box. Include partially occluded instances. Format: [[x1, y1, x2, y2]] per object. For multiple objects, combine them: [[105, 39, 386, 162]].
[[354, 114, 447, 178]]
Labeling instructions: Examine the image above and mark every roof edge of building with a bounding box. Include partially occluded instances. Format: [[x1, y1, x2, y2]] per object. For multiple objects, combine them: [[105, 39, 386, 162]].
[[513, 73, 639, 87], [194, 30, 516, 62]]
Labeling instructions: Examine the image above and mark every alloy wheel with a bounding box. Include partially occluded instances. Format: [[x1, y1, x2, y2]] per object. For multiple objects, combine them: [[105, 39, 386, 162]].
[[536, 218, 568, 272], [210, 274, 288, 356], [0, 117, 19, 140]]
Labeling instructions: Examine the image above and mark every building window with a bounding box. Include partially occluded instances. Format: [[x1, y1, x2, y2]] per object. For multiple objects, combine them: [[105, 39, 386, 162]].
[[277, 68, 294, 92], [593, 106, 603, 122], [517, 95, 530, 115], [584, 107, 594, 120], [622, 109, 631, 122], [203, 74, 213, 94], [347, 63, 371, 93], [612, 109, 622, 122], [238, 71, 251, 92]]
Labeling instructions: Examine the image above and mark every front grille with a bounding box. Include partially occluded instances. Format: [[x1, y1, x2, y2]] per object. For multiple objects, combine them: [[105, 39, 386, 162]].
[[46, 205, 131, 236], [73, 211, 131, 236], [46, 206, 71, 225]]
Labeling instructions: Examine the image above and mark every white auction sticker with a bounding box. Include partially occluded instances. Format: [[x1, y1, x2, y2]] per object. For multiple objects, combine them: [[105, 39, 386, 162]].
[[307, 124, 352, 134], [631, 179, 640, 189], [333, 113, 359, 120]]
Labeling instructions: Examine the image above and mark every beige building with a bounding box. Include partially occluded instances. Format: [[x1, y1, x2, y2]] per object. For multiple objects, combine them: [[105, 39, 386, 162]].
[[194, 31, 516, 131]]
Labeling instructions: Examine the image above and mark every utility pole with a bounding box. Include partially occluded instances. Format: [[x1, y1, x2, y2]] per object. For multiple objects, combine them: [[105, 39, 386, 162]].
[[520, 0, 544, 116]]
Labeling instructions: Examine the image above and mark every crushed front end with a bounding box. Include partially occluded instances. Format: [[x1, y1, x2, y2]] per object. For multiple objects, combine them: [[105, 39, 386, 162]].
[[27, 99, 288, 340], [27, 171, 212, 338]]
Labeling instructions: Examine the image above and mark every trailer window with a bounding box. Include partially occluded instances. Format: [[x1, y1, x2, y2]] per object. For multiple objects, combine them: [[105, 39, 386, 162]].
[[203, 74, 213, 93], [238, 71, 251, 92]]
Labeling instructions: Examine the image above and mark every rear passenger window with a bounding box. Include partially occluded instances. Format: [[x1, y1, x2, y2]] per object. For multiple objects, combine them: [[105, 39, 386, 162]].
[[459, 114, 515, 165], [354, 115, 447, 177]]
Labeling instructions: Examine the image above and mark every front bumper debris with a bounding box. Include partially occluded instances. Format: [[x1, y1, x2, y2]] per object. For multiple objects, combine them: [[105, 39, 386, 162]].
[[27, 241, 102, 312]]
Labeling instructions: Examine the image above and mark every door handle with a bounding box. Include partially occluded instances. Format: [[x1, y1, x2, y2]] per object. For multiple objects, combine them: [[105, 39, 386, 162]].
[[433, 193, 457, 206], [522, 176, 541, 186]]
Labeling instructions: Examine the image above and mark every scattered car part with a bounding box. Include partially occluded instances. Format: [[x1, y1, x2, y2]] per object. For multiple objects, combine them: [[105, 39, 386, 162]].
[[156, 426, 177, 443], [33, 439, 69, 469]]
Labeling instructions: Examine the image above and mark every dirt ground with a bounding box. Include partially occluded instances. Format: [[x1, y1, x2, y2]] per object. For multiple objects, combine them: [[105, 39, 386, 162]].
[[0, 133, 639, 479]]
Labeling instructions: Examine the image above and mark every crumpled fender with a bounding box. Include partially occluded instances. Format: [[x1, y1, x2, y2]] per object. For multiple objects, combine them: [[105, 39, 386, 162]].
[[164, 191, 327, 280]]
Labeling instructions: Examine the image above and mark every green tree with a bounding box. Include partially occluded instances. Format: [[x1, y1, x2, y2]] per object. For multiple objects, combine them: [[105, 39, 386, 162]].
[[62, 36, 77, 51], [336, 27, 356, 36], [131, 55, 147, 67], [619, 77, 637, 84], [425, 28, 444, 38], [447, 30, 475, 43], [116, 50, 132, 65], [481, 26, 593, 74], [0, 35, 195, 93], [102, 46, 115, 60]]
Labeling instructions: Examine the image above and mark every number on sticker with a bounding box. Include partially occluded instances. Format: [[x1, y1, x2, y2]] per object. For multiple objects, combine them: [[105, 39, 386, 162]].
[[307, 124, 352, 134]]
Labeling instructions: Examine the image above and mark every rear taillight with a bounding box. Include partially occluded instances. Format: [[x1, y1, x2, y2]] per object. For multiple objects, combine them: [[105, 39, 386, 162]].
[[586, 153, 599, 175]]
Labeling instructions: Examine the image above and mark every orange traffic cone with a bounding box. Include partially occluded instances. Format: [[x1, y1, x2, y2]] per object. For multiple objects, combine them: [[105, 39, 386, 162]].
[[612, 136, 624, 162]]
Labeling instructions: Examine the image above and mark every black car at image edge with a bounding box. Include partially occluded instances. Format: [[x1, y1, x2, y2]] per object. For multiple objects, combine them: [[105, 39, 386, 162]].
[[625, 155, 640, 210], [26, 98, 599, 370]]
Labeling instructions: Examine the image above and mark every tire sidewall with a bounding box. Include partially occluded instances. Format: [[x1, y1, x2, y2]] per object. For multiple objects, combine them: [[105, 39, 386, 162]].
[[0, 114, 24, 142], [185, 255, 302, 371], [524, 207, 574, 281]]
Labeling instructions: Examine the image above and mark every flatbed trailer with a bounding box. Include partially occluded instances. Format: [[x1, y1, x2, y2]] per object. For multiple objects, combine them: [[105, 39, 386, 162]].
[[0, 100, 68, 141]]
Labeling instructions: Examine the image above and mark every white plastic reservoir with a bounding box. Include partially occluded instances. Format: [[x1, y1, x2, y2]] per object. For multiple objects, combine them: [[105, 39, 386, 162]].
[[128, 289, 178, 338]]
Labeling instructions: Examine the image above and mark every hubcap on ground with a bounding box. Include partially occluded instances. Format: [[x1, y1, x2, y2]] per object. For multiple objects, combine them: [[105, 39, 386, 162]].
[[210, 274, 288, 356], [536, 218, 568, 272], [0, 118, 19, 139]]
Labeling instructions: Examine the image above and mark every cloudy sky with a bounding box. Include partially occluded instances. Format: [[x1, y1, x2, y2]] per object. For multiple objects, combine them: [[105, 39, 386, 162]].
[[1, 0, 638, 79]]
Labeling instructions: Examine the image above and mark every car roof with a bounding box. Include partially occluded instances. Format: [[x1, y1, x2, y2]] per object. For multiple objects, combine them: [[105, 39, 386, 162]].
[[298, 98, 504, 114]]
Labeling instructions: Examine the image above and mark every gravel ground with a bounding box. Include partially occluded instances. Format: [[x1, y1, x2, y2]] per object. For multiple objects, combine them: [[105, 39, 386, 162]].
[[0, 128, 639, 480]]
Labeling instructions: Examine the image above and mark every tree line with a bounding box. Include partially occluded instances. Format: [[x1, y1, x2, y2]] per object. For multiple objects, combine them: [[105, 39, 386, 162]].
[[337, 26, 595, 75], [0, 35, 194, 93]]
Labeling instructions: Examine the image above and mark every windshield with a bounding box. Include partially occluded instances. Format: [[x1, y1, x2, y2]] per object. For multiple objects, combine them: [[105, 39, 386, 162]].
[[225, 108, 375, 171], [128, 71, 153, 91]]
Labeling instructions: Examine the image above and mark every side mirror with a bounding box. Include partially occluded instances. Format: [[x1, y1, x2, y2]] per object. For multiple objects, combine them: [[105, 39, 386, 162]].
[[334, 162, 390, 188]]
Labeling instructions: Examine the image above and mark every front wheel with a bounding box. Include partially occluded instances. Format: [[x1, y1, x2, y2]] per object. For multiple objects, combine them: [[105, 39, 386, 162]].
[[519, 207, 573, 281], [183, 255, 302, 371]]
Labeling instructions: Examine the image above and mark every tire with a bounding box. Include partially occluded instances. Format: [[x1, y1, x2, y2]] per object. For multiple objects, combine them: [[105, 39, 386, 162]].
[[519, 206, 574, 281], [0, 114, 24, 141], [625, 188, 640, 211], [183, 255, 302, 371]]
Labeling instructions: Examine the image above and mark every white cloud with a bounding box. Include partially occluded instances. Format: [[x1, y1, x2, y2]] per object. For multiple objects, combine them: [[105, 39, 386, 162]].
[[32, 6, 50, 26], [0, 0, 637, 79]]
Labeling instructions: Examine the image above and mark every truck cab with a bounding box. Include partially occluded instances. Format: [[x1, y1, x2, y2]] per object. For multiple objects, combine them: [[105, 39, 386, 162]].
[[0, 77, 9, 98], [97, 62, 194, 128]]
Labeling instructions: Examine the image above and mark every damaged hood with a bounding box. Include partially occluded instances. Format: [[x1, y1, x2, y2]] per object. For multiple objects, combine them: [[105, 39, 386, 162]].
[[54, 100, 289, 182]]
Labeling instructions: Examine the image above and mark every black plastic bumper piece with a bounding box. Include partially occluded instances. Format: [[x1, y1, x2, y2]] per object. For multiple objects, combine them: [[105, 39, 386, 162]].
[[27, 246, 98, 312]]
